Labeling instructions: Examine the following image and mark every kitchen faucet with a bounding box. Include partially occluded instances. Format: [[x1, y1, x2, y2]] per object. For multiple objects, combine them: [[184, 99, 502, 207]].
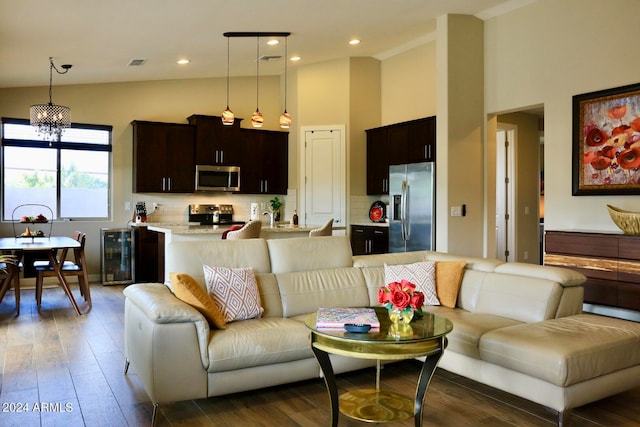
[[263, 209, 275, 227]]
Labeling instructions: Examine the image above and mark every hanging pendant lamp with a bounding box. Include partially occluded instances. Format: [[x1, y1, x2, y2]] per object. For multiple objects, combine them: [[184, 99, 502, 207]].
[[279, 36, 292, 129], [29, 57, 73, 142], [251, 36, 264, 128], [222, 36, 235, 126]]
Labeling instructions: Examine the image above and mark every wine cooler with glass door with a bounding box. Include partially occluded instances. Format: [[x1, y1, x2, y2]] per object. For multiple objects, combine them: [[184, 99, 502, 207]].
[[100, 228, 134, 285]]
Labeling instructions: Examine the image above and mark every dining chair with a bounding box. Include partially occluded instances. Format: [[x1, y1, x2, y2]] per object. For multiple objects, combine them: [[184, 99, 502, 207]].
[[34, 231, 91, 310], [225, 220, 262, 240], [309, 218, 334, 237], [0, 255, 19, 308]]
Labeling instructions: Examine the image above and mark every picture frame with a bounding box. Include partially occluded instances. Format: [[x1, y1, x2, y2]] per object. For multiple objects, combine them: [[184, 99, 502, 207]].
[[572, 82, 640, 195]]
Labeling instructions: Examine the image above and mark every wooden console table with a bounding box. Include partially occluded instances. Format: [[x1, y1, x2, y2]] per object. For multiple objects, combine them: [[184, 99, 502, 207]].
[[544, 230, 640, 311]]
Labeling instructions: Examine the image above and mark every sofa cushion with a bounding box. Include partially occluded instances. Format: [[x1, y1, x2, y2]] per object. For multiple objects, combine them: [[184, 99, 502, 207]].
[[475, 272, 563, 322], [204, 265, 264, 323], [207, 317, 313, 372], [165, 238, 271, 285], [276, 267, 369, 318], [170, 272, 226, 329], [435, 260, 466, 308], [479, 314, 640, 387], [267, 236, 353, 274], [384, 262, 439, 305], [426, 307, 522, 359]]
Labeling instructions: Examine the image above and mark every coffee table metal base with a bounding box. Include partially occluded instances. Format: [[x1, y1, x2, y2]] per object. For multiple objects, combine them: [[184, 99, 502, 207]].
[[340, 388, 414, 423]]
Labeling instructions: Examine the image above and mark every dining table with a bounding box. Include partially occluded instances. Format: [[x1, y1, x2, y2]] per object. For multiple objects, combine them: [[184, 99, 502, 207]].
[[0, 236, 84, 316]]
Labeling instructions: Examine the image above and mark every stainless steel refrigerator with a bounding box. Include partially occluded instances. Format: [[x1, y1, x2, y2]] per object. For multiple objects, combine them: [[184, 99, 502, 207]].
[[389, 162, 435, 252]]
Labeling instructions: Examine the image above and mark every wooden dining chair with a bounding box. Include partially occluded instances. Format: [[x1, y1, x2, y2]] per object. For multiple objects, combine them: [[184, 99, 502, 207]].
[[0, 255, 19, 309], [34, 231, 91, 310]]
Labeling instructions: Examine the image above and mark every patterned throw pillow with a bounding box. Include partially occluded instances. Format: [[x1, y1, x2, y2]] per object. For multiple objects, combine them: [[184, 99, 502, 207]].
[[435, 261, 466, 308], [170, 272, 226, 329], [384, 261, 440, 306], [203, 265, 264, 323]]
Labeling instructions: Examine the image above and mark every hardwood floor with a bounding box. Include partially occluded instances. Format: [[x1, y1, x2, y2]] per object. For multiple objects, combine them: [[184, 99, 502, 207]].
[[0, 284, 638, 427]]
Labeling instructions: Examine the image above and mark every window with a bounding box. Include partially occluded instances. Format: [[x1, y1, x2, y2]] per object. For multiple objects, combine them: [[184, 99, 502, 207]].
[[1, 118, 112, 221]]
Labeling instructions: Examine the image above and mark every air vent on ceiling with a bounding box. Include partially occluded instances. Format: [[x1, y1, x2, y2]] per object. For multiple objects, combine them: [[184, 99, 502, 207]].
[[258, 55, 281, 62], [128, 59, 147, 66]]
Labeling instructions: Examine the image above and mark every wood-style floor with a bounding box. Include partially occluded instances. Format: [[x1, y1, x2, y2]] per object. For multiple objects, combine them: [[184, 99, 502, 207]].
[[0, 284, 638, 427]]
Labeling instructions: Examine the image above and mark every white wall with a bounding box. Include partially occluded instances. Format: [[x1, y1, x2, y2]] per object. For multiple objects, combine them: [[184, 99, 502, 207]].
[[485, 0, 640, 233]]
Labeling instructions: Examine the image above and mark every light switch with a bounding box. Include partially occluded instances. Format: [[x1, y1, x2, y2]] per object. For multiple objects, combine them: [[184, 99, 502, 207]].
[[451, 206, 462, 217]]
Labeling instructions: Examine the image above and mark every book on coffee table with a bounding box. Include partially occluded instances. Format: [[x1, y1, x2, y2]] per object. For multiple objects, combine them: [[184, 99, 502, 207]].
[[315, 307, 380, 328]]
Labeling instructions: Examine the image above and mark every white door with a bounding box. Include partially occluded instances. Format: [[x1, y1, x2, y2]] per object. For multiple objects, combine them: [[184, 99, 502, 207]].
[[301, 126, 346, 230], [496, 124, 516, 262]]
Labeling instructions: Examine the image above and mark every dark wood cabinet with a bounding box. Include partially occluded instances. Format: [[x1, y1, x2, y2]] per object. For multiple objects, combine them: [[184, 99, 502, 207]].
[[240, 128, 288, 194], [133, 226, 159, 283], [187, 115, 243, 166], [351, 225, 389, 255], [132, 121, 195, 193], [366, 116, 436, 195], [544, 230, 640, 311]]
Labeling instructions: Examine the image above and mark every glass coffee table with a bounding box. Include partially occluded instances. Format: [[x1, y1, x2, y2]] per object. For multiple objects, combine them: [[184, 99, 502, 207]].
[[305, 306, 453, 427]]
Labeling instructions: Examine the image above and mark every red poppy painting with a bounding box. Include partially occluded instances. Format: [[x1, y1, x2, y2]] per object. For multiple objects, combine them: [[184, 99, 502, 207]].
[[573, 82, 640, 195]]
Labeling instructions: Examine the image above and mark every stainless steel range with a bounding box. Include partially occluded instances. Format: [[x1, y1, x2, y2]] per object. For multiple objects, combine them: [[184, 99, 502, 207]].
[[188, 204, 244, 225]]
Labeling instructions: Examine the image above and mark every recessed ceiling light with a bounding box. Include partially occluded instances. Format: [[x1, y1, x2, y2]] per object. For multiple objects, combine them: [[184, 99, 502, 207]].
[[267, 39, 279, 46], [177, 59, 190, 65], [349, 39, 361, 46], [290, 56, 301, 62]]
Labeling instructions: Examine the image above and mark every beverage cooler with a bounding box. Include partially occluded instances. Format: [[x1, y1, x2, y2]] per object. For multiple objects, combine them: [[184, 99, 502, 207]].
[[101, 228, 134, 285]]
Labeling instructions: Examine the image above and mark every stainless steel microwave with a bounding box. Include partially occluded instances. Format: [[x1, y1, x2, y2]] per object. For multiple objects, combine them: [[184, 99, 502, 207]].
[[195, 165, 240, 192]]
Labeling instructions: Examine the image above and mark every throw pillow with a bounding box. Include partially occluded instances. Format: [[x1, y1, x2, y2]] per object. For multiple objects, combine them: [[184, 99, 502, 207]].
[[170, 272, 227, 329], [384, 261, 440, 306], [435, 260, 467, 308], [203, 265, 264, 323]]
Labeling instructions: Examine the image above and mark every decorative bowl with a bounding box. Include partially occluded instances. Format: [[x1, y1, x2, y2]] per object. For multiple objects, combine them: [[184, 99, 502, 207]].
[[607, 205, 640, 235]]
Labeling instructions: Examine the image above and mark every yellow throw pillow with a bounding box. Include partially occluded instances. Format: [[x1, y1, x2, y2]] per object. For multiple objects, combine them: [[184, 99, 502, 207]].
[[435, 261, 466, 308], [170, 272, 227, 329]]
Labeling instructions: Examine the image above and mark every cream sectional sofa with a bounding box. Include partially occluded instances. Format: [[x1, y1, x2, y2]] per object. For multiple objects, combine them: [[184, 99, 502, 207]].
[[123, 236, 640, 426]]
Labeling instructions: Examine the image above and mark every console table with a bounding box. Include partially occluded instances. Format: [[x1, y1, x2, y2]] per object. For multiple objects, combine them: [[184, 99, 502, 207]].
[[544, 230, 640, 312]]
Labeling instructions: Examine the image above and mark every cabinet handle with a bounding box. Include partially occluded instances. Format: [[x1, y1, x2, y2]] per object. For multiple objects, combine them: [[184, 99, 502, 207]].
[[374, 230, 383, 234], [168, 177, 172, 191], [264, 180, 268, 193], [162, 177, 166, 191], [427, 145, 432, 159], [220, 150, 224, 163], [215, 150, 218, 163]]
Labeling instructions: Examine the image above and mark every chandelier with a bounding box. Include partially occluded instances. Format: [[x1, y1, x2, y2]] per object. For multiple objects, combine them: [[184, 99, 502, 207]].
[[30, 57, 72, 142], [222, 32, 291, 129]]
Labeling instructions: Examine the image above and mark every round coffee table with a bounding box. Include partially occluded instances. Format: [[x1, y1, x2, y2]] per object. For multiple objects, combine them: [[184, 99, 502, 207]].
[[305, 306, 453, 427]]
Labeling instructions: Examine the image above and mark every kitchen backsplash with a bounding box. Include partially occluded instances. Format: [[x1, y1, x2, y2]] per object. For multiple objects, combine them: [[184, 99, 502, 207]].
[[133, 192, 388, 226]]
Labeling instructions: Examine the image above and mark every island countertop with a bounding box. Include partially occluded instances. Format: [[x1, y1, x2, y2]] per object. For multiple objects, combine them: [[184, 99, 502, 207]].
[[146, 222, 324, 236]]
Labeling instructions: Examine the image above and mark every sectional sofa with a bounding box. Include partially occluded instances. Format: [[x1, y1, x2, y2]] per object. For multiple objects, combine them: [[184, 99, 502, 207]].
[[123, 236, 640, 426]]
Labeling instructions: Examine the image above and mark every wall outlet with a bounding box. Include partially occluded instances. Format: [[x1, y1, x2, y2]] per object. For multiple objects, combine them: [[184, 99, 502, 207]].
[[524, 251, 529, 260], [124, 201, 131, 211], [451, 206, 462, 217]]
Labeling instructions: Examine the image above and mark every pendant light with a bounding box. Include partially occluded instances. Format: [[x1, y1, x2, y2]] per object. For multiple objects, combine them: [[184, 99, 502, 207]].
[[221, 36, 234, 125], [279, 36, 292, 129], [29, 57, 73, 142], [251, 36, 264, 128]]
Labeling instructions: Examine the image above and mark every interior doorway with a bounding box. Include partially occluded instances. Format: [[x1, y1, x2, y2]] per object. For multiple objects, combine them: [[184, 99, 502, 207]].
[[494, 109, 544, 264]]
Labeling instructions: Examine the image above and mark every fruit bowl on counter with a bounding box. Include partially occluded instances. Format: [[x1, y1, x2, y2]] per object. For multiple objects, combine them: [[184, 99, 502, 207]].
[[11, 204, 53, 240]]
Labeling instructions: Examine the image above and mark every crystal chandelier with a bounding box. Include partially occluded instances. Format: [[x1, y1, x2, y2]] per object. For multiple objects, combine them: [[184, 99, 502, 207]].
[[30, 57, 72, 142]]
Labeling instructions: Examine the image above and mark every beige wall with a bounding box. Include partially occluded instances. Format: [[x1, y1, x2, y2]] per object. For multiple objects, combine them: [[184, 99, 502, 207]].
[[381, 42, 437, 125], [485, 0, 640, 233]]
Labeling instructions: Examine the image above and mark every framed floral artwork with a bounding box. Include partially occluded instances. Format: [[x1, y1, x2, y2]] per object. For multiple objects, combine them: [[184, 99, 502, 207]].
[[572, 82, 640, 195]]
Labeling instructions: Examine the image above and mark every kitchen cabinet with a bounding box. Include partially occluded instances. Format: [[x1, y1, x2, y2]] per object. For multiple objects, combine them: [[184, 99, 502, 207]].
[[544, 230, 640, 311], [366, 116, 436, 195], [132, 121, 196, 193], [133, 226, 159, 283], [351, 225, 388, 255], [240, 128, 288, 194], [188, 114, 243, 166]]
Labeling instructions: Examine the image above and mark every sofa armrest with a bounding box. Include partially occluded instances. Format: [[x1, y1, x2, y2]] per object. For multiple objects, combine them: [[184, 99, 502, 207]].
[[123, 283, 210, 369]]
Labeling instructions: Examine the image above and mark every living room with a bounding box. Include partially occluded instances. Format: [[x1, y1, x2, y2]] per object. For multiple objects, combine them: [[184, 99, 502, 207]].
[[1, 0, 639, 426]]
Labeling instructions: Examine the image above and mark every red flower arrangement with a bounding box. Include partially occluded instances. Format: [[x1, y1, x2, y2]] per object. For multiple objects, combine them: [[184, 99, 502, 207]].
[[378, 279, 425, 316]]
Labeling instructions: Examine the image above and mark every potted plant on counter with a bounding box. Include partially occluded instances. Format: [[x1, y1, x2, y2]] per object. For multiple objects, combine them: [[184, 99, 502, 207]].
[[270, 196, 283, 222]]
